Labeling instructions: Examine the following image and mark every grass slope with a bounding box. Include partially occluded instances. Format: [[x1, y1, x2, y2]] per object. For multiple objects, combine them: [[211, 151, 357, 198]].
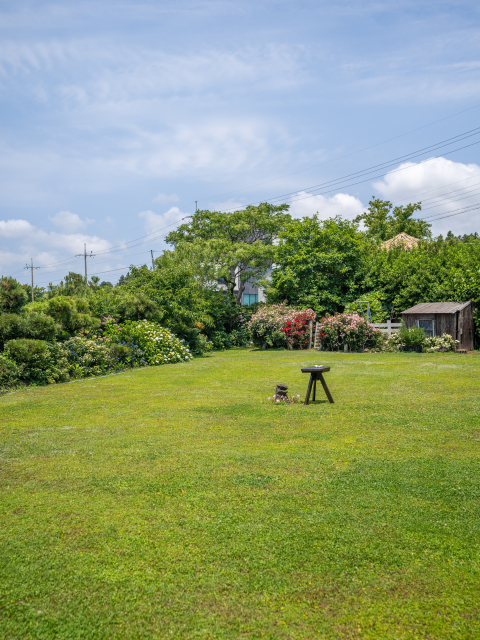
[[1, 349, 480, 639]]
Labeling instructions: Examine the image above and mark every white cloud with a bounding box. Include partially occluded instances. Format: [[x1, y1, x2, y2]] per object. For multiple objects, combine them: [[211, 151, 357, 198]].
[[49, 210, 93, 233], [139, 206, 190, 236], [288, 191, 365, 220], [0, 216, 111, 276], [152, 193, 179, 204], [373, 157, 480, 235], [0, 218, 35, 238]]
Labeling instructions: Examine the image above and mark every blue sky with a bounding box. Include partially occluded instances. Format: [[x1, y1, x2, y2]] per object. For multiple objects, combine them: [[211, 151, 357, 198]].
[[2, 0, 480, 285]]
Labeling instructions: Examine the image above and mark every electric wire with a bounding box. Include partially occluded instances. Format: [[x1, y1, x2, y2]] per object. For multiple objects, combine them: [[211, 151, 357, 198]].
[[196, 102, 480, 205]]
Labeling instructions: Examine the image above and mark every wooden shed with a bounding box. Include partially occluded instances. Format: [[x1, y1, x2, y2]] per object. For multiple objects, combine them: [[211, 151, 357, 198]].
[[401, 301, 475, 351]]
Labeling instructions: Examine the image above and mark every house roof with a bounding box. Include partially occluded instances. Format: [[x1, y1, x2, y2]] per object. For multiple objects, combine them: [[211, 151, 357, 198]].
[[401, 301, 472, 315], [381, 232, 420, 251]]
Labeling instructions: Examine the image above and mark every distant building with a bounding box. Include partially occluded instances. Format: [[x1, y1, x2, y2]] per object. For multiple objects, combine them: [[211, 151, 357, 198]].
[[381, 232, 420, 251]]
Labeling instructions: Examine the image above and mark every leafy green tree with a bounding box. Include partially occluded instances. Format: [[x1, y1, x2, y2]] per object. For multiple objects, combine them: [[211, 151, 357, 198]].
[[119, 253, 214, 336], [364, 237, 480, 340], [266, 215, 370, 314], [166, 202, 291, 304], [355, 198, 431, 241], [0, 277, 28, 313]]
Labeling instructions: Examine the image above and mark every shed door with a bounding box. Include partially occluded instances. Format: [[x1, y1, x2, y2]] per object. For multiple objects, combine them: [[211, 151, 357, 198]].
[[417, 319, 435, 337]]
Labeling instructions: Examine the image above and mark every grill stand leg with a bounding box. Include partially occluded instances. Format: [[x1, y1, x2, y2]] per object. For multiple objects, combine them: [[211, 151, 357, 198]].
[[304, 374, 314, 405], [319, 373, 334, 403]]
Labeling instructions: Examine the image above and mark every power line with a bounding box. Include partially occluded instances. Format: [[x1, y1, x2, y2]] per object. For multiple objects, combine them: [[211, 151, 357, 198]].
[[195, 102, 480, 205], [216, 128, 480, 212]]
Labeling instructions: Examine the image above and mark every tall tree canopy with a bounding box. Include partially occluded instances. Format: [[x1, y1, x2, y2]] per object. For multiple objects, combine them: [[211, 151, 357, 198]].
[[166, 202, 291, 304], [355, 198, 431, 241], [266, 215, 370, 314]]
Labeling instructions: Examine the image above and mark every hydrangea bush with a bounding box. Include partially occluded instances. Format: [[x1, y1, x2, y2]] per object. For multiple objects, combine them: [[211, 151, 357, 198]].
[[108, 320, 191, 365], [318, 313, 383, 351], [425, 334, 459, 352], [63, 337, 123, 378]]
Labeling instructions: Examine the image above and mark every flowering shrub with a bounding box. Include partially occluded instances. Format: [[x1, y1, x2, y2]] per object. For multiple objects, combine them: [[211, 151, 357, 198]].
[[318, 313, 383, 351], [63, 337, 122, 377], [247, 304, 291, 348], [425, 334, 459, 352], [282, 309, 316, 349], [248, 304, 315, 349], [267, 393, 302, 404], [108, 320, 191, 365]]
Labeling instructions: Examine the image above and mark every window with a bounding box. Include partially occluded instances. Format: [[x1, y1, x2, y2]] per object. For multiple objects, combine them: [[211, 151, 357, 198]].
[[243, 294, 258, 306], [418, 319, 434, 338]]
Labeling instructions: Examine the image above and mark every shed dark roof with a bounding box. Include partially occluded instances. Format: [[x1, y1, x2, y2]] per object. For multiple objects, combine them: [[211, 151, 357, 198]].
[[401, 301, 471, 315]]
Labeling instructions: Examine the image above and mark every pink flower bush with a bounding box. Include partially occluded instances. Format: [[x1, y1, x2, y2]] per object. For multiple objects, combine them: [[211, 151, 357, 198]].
[[318, 313, 383, 351], [248, 304, 315, 349]]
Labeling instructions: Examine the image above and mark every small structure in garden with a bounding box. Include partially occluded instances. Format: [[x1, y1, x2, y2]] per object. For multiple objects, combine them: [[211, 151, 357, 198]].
[[401, 301, 475, 351], [275, 384, 288, 398], [381, 232, 420, 251], [301, 366, 334, 405]]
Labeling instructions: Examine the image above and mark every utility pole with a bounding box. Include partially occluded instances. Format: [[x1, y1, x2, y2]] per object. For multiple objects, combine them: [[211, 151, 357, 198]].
[[151, 249, 155, 270], [75, 243, 95, 280], [24, 259, 40, 303], [195, 201, 197, 212]]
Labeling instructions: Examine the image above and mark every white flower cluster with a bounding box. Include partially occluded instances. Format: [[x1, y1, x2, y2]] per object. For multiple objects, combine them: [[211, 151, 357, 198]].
[[121, 320, 191, 366], [424, 334, 459, 352]]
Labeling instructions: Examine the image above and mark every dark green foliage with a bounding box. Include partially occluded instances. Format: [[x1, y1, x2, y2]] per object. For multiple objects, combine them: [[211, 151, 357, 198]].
[[44, 296, 100, 335], [267, 215, 369, 314], [365, 237, 480, 318], [210, 330, 232, 350], [120, 258, 212, 337], [0, 277, 28, 313], [0, 353, 22, 390], [0, 313, 58, 346], [398, 324, 427, 348], [22, 312, 58, 341], [116, 291, 161, 322], [5, 338, 48, 363], [47, 272, 86, 297], [0, 314, 23, 346], [355, 198, 431, 241], [229, 327, 251, 346]]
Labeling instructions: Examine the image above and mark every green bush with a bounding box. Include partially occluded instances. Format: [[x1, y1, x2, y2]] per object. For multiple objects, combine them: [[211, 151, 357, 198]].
[[22, 313, 58, 341], [0, 354, 22, 391], [0, 314, 23, 346], [45, 297, 100, 335], [397, 324, 427, 349], [0, 312, 59, 346], [4, 339, 70, 385], [210, 331, 232, 350], [0, 277, 28, 313], [229, 327, 251, 347], [5, 339, 48, 363]]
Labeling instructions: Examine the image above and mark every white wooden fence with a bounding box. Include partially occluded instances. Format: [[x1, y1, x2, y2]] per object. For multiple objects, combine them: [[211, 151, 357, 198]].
[[372, 321, 402, 336]]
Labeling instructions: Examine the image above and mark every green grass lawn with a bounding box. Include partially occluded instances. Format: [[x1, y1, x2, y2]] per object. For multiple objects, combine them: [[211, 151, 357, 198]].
[[1, 349, 480, 639]]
